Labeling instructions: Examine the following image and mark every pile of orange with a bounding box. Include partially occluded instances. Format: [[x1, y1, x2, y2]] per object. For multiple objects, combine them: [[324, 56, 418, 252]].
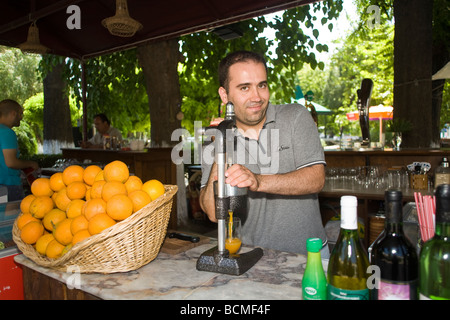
[[16, 160, 166, 259]]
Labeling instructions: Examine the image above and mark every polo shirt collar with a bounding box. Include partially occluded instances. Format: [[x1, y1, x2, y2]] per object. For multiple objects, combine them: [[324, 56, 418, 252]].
[[263, 102, 276, 128]]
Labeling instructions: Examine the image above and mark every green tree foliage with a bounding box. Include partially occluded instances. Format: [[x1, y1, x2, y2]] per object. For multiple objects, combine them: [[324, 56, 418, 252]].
[[40, 50, 150, 138], [0, 46, 43, 158], [311, 20, 395, 140], [0, 46, 42, 104], [179, 1, 344, 130]]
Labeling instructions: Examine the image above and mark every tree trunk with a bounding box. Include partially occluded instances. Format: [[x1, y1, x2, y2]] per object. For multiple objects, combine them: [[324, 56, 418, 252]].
[[137, 39, 182, 147], [431, 0, 450, 147], [393, 0, 434, 148], [43, 62, 74, 154]]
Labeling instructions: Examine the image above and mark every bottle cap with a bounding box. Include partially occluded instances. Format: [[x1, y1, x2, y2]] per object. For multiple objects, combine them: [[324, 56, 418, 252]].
[[385, 189, 402, 201], [306, 238, 323, 253], [385, 189, 403, 222], [341, 195, 357, 207], [340, 195, 358, 230], [435, 184, 450, 223]]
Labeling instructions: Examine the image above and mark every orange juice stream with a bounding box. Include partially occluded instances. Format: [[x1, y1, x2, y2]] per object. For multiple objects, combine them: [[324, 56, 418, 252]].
[[226, 210, 241, 254]]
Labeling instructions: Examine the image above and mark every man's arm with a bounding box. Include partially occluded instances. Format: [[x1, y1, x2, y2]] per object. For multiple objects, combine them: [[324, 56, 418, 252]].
[[199, 163, 218, 222], [3, 149, 39, 170], [199, 163, 325, 222], [225, 163, 325, 195]]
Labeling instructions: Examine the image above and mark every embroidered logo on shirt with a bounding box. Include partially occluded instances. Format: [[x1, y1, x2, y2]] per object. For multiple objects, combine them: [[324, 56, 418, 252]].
[[278, 145, 290, 151]]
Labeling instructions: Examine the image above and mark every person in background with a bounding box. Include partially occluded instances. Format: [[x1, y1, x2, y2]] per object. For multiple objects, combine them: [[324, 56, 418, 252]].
[[80, 113, 122, 149], [0, 99, 39, 201], [199, 51, 328, 257]]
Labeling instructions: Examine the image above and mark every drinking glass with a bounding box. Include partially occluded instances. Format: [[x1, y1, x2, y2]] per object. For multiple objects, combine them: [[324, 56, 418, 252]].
[[226, 216, 242, 254]]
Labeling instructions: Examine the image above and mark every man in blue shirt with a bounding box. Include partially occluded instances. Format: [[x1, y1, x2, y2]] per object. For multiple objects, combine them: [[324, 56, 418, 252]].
[[0, 99, 39, 201]]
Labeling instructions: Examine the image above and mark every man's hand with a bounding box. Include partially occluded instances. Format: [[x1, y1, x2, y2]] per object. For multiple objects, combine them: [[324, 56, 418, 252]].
[[209, 117, 224, 127], [225, 164, 260, 191]]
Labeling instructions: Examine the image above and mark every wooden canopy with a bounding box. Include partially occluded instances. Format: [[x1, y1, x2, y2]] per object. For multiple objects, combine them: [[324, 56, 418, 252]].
[[0, 0, 318, 60]]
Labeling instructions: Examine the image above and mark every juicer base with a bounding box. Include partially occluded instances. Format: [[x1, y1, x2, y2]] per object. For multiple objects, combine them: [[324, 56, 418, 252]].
[[196, 246, 263, 276]]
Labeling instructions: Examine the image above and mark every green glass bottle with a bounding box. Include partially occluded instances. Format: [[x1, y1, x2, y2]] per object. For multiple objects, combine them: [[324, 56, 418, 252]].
[[302, 238, 327, 300], [327, 195, 370, 300], [419, 184, 450, 300]]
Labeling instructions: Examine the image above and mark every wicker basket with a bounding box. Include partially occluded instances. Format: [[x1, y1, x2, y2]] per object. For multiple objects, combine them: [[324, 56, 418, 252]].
[[13, 185, 177, 273]]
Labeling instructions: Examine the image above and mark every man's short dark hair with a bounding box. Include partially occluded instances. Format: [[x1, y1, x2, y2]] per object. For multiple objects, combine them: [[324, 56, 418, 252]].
[[218, 51, 268, 92], [0, 99, 21, 117], [94, 113, 110, 125]]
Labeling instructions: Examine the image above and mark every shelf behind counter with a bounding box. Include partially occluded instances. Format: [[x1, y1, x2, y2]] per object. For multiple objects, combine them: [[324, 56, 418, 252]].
[[322, 149, 445, 247], [324, 148, 450, 171]]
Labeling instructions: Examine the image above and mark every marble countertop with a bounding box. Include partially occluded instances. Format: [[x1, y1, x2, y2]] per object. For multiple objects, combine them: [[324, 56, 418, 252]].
[[14, 241, 328, 300]]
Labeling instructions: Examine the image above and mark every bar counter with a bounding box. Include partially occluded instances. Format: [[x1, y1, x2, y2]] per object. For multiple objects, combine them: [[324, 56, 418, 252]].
[[15, 240, 316, 300]]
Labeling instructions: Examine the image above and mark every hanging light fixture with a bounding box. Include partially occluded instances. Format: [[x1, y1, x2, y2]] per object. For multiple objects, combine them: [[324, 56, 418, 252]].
[[18, 21, 49, 54], [102, 0, 143, 37]]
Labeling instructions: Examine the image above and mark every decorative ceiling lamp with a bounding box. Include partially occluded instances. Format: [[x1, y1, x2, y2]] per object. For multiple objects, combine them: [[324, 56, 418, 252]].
[[102, 0, 142, 37], [18, 22, 49, 54]]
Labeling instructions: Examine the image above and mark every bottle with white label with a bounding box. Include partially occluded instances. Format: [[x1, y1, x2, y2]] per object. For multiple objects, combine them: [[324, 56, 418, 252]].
[[327, 196, 370, 300], [434, 157, 450, 188], [370, 189, 418, 300]]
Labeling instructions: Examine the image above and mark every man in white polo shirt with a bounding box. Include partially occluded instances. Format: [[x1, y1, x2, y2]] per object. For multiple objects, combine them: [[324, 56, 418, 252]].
[[199, 51, 328, 257], [80, 113, 122, 149]]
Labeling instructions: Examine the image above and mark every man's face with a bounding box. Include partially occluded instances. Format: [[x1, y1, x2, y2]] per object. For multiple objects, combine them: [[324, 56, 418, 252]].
[[94, 117, 108, 134], [219, 60, 270, 132]]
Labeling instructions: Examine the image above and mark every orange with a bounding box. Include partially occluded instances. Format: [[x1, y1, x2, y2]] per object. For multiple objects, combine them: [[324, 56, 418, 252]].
[[124, 175, 143, 194], [104, 160, 129, 183], [70, 214, 89, 235], [101, 181, 127, 202], [84, 198, 107, 221], [66, 181, 87, 200], [94, 170, 104, 182], [89, 180, 106, 199], [85, 187, 92, 201], [20, 194, 36, 214], [43, 208, 66, 231], [66, 199, 86, 219], [49, 172, 66, 192], [53, 188, 72, 211], [128, 190, 152, 213], [88, 213, 116, 235], [83, 165, 102, 186], [31, 177, 54, 197], [20, 220, 44, 244], [72, 229, 91, 246], [46, 239, 65, 259], [142, 179, 165, 201], [106, 194, 133, 221], [62, 165, 84, 185], [17, 212, 39, 230], [35, 233, 55, 255], [29, 196, 54, 219], [53, 218, 73, 246]]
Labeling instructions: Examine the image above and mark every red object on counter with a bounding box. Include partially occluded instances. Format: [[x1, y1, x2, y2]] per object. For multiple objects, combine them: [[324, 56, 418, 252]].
[[0, 252, 24, 300]]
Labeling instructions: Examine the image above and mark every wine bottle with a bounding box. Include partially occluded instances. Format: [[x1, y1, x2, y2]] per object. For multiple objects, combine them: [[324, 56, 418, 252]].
[[419, 184, 450, 300], [327, 195, 370, 300], [371, 189, 418, 300], [302, 238, 327, 300]]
